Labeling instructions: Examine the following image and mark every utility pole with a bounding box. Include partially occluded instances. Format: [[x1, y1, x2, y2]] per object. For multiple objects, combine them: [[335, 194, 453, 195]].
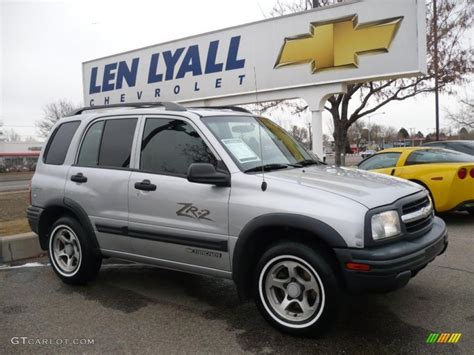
[[433, 0, 440, 141]]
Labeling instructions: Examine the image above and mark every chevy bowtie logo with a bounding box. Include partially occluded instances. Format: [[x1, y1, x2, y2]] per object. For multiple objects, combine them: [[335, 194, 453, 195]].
[[274, 16, 403, 73]]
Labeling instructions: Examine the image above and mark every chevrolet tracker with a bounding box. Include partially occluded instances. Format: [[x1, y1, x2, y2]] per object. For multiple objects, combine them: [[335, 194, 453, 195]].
[[27, 102, 448, 336]]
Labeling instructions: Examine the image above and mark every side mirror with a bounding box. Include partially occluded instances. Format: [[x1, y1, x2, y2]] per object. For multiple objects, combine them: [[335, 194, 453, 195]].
[[187, 163, 230, 187]]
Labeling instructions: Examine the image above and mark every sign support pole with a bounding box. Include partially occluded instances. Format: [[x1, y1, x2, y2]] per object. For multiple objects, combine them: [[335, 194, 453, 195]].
[[299, 83, 346, 162]]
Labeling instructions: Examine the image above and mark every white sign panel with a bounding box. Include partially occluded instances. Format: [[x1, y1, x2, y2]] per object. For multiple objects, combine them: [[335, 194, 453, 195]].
[[82, 0, 426, 107]]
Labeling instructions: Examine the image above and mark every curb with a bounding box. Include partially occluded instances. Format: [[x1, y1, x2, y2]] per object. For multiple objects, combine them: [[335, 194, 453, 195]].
[[0, 232, 44, 263]]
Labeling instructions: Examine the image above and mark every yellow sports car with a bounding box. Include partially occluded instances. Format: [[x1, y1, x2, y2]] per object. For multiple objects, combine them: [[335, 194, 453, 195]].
[[357, 147, 474, 214]]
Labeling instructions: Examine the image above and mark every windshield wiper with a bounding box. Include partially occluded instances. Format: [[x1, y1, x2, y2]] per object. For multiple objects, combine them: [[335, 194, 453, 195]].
[[244, 164, 293, 173], [295, 159, 320, 167]]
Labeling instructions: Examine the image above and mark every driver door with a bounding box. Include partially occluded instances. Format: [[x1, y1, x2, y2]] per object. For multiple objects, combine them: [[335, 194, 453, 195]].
[[128, 116, 231, 273]]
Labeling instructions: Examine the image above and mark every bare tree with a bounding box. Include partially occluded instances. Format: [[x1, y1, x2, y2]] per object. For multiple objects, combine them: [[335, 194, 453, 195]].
[[3, 129, 22, 142], [347, 121, 366, 152], [269, 0, 342, 16], [0, 121, 5, 142], [381, 126, 398, 145], [268, 0, 473, 165], [446, 97, 474, 129], [37, 99, 79, 137], [290, 125, 311, 149]]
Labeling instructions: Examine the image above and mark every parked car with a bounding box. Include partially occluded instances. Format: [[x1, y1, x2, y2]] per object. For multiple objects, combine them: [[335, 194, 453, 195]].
[[360, 150, 376, 159], [27, 103, 448, 336], [423, 140, 474, 156], [358, 147, 474, 214]]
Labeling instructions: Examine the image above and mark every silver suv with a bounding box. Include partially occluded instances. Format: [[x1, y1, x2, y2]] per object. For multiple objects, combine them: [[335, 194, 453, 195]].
[[27, 102, 448, 336]]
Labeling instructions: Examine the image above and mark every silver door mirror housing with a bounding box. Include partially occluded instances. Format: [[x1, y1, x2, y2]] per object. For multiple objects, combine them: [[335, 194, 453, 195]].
[[187, 163, 230, 187]]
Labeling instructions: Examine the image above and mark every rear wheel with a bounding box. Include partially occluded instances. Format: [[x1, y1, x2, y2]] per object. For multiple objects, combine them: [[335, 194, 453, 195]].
[[253, 242, 341, 336], [48, 216, 102, 285]]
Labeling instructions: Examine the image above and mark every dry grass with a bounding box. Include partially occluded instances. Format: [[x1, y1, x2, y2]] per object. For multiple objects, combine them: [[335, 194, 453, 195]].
[[0, 171, 33, 182], [0, 218, 31, 237], [0, 191, 30, 237]]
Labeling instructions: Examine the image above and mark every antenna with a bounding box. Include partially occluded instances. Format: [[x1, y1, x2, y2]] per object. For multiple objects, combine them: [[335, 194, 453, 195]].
[[253, 67, 267, 192]]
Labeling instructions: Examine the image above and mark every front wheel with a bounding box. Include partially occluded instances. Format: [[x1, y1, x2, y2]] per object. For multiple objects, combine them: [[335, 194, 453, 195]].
[[48, 216, 102, 285], [254, 242, 341, 336]]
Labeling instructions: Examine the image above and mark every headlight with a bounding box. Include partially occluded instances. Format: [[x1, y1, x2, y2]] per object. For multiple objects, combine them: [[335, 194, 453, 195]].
[[371, 210, 401, 240]]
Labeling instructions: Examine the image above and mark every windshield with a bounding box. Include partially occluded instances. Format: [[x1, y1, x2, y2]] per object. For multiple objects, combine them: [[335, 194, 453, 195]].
[[201, 116, 318, 172]]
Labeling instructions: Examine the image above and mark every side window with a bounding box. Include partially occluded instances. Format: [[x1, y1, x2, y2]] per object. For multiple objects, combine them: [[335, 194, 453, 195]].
[[99, 119, 137, 168], [77, 121, 104, 166], [451, 143, 471, 155], [140, 118, 216, 176], [76, 118, 137, 168], [406, 149, 473, 165], [44, 121, 80, 165], [406, 150, 435, 165], [358, 153, 401, 170]]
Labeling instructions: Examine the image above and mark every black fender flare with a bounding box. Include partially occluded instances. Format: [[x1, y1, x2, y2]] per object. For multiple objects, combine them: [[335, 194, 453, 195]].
[[38, 197, 100, 253], [232, 213, 347, 298]]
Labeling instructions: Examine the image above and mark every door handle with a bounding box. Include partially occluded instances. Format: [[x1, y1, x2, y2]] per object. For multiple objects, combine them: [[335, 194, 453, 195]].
[[71, 172, 87, 183], [134, 179, 157, 191], [390, 169, 396, 176]]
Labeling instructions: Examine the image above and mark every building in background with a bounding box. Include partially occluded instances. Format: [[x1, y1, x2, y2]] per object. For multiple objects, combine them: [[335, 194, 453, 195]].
[[0, 141, 43, 172]]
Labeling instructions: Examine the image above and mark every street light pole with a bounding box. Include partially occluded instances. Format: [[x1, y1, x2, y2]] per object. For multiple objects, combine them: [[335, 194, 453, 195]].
[[433, 0, 440, 141]]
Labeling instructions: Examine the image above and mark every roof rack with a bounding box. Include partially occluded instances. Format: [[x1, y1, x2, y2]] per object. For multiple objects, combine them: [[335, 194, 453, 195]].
[[68, 102, 187, 116], [189, 106, 253, 114]]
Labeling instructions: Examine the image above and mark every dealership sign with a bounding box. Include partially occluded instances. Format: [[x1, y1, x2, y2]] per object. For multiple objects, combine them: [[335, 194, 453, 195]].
[[82, 0, 426, 107]]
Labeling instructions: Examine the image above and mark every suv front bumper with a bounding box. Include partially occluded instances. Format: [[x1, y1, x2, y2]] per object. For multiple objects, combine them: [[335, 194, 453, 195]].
[[333, 216, 448, 292]]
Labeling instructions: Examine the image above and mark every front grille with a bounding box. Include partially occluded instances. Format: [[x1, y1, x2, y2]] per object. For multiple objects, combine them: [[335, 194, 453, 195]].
[[402, 196, 430, 215], [402, 196, 434, 236], [405, 214, 432, 233]]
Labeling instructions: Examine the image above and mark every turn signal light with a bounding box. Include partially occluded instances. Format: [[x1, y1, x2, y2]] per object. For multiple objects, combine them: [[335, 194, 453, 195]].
[[346, 262, 371, 271], [458, 168, 467, 179], [470, 168, 474, 178]]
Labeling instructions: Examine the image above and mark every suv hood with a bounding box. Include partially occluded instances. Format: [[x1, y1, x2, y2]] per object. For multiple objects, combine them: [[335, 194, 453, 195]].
[[266, 165, 422, 209]]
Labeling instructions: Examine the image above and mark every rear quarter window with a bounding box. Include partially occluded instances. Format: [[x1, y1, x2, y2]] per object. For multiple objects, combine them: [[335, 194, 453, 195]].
[[406, 149, 474, 165], [43, 121, 80, 165]]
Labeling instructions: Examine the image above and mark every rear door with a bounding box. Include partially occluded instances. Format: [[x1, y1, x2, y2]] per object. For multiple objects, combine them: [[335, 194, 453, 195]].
[[128, 115, 231, 274], [65, 116, 139, 253]]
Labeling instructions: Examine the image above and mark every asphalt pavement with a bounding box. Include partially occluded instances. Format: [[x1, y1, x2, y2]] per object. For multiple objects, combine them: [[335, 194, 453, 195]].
[[0, 213, 472, 354]]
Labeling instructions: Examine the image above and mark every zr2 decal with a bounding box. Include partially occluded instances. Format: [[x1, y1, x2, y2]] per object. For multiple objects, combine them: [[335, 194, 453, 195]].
[[176, 203, 213, 221]]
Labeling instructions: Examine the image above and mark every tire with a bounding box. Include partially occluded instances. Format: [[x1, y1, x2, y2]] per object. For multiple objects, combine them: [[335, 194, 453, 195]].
[[253, 242, 341, 337], [468, 208, 474, 216], [48, 216, 102, 285]]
